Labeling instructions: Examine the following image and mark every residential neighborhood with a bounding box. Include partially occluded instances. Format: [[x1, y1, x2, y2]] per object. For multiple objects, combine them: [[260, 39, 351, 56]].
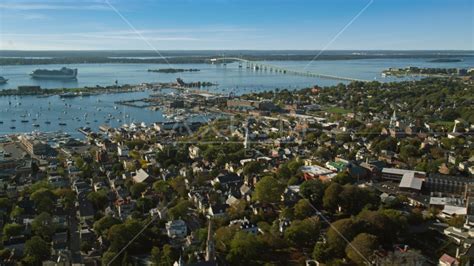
[[0, 77, 473, 265]]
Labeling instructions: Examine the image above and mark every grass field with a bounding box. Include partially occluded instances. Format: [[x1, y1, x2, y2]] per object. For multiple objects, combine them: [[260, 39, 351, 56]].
[[323, 106, 351, 114]]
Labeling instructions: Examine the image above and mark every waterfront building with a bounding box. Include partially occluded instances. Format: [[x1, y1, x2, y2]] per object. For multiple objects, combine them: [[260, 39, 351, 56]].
[[18, 135, 50, 156]]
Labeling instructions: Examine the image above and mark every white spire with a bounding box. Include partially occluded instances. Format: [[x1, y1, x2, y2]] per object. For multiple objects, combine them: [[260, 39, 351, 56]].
[[453, 120, 459, 133], [244, 127, 249, 149], [389, 110, 397, 128]]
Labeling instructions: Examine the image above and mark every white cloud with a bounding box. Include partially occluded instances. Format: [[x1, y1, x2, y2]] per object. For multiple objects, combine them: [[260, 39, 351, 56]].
[[1, 32, 200, 41], [0, 2, 109, 11], [1, 26, 257, 41], [22, 13, 50, 20]]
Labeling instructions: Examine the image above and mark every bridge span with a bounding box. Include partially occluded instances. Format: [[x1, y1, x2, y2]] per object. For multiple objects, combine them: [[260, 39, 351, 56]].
[[209, 57, 369, 82]]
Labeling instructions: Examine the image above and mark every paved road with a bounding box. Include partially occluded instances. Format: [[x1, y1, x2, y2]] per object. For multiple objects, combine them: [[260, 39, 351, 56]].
[[69, 207, 83, 264]]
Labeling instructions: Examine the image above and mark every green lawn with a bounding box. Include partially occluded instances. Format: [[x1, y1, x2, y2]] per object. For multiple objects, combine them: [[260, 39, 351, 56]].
[[323, 106, 351, 114], [431, 121, 455, 127]]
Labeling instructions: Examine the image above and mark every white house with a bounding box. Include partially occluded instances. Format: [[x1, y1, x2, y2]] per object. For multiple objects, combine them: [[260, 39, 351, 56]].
[[132, 169, 151, 183], [118, 144, 129, 157], [166, 220, 187, 238]]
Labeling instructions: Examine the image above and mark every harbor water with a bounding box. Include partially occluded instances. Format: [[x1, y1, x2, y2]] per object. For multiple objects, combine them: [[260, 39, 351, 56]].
[[0, 57, 473, 136]]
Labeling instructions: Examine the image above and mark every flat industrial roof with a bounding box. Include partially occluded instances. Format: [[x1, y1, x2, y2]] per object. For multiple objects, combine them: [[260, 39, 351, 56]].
[[382, 168, 426, 176], [300, 165, 333, 176], [399, 172, 424, 190], [443, 205, 467, 216]]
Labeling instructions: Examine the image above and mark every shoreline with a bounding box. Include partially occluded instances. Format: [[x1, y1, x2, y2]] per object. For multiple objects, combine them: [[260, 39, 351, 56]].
[[1, 53, 473, 66], [0, 81, 221, 97]]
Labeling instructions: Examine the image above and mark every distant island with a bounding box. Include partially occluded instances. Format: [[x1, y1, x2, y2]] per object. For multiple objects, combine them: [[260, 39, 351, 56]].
[[0, 51, 472, 65], [176, 78, 216, 88], [382, 66, 472, 77], [148, 68, 200, 73], [428, 59, 462, 63]]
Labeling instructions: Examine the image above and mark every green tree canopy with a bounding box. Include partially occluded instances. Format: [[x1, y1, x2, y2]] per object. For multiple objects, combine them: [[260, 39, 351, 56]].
[[153, 180, 170, 200], [300, 179, 325, 207], [215, 225, 239, 253], [31, 212, 56, 240], [323, 183, 343, 212], [2, 223, 23, 240], [87, 190, 109, 210], [93, 215, 122, 237], [54, 188, 76, 209], [106, 219, 154, 256], [332, 171, 354, 185], [356, 210, 399, 245], [130, 183, 147, 199], [293, 199, 314, 219], [10, 206, 24, 221], [327, 218, 361, 257], [30, 188, 56, 213], [284, 218, 321, 248], [226, 231, 265, 265], [345, 233, 378, 265], [168, 199, 192, 220], [254, 176, 285, 204], [23, 236, 51, 265], [338, 185, 380, 215]]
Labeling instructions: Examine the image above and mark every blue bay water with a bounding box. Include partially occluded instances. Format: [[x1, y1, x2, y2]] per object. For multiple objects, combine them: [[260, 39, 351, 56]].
[[0, 57, 472, 136]]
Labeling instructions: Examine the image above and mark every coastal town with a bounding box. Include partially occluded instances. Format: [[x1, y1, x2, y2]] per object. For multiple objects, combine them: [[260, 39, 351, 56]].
[[0, 74, 473, 265], [1, 0, 474, 264]]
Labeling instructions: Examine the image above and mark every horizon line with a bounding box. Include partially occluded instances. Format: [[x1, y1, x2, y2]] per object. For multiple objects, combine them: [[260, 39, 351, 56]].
[[1, 49, 473, 52]]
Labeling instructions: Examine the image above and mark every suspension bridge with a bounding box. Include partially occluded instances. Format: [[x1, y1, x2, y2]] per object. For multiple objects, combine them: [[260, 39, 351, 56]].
[[209, 57, 369, 82]]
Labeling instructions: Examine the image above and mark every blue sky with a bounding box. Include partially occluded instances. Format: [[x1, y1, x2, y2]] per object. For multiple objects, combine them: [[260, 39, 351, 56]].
[[0, 0, 472, 50]]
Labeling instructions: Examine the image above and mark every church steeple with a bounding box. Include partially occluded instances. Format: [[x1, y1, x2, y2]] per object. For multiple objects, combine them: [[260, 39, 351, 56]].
[[205, 220, 215, 262], [389, 109, 397, 128], [244, 126, 249, 149], [173, 255, 185, 266], [453, 120, 459, 133]]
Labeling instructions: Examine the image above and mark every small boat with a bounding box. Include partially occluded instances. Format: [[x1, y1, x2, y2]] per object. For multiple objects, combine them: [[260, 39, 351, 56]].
[[32, 124, 40, 128], [0, 76, 8, 84], [45, 121, 51, 124], [11, 119, 16, 122], [10, 126, 15, 129], [21, 120, 29, 123], [59, 123, 67, 126]]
